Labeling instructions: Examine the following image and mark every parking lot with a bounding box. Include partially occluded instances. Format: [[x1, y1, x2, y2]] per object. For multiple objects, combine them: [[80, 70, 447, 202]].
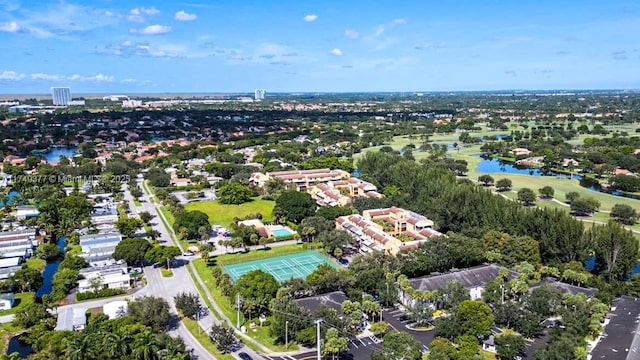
[[383, 308, 433, 352]]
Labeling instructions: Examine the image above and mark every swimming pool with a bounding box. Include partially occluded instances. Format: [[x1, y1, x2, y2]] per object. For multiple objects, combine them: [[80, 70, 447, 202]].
[[272, 228, 294, 237]]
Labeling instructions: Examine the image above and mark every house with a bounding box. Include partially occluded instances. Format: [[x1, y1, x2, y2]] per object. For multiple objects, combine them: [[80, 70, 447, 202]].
[[510, 148, 532, 157], [401, 264, 519, 306], [12, 205, 40, 220], [0, 292, 14, 310], [55, 308, 87, 331], [90, 207, 118, 225], [80, 233, 122, 253], [77, 262, 131, 293], [79, 245, 119, 267], [589, 296, 640, 360], [614, 168, 636, 177], [0, 228, 38, 259]]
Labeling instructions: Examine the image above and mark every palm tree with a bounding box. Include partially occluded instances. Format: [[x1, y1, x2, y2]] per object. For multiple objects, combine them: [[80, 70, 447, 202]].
[[133, 330, 161, 360], [249, 233, 259, 248], [107, 330, 133, 358]]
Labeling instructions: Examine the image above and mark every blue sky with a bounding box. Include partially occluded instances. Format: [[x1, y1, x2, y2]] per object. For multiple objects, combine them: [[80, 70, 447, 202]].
[[0, 0, 638, 93]]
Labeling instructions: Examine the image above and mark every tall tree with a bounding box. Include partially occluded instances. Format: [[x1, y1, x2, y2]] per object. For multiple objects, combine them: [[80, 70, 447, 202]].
[[456, 300, 495, 338], [591, 222, 639, 280]]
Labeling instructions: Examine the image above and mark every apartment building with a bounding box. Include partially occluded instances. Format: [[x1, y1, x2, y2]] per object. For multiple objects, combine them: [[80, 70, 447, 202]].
[[336, 207, 443, 255], [250, 168, 351, 190]]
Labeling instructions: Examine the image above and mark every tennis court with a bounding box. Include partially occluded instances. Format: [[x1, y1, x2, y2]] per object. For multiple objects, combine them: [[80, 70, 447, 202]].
[[223, 251, 337, 282]]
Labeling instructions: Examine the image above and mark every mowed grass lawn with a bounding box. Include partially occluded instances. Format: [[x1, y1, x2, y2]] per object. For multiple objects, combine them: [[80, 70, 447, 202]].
[[185, 198, 275, 228]]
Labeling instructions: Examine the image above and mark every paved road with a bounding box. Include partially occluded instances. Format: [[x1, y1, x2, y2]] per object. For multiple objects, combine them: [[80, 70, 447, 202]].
[[124, 181, 216, 359], [136, 180, 274, 360]]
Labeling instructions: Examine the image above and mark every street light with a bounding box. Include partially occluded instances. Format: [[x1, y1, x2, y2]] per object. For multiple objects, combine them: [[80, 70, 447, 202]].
[[315, 319, 323, 360], [285, 320, 289, 349]]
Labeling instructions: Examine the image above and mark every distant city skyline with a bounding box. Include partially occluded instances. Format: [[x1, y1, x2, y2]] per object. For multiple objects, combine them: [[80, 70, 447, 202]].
[[0, 0, 639, 93]]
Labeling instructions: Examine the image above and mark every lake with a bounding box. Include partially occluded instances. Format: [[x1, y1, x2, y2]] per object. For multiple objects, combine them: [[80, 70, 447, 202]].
[[474, 156, 639, 199], [43, 147, 78, 163]]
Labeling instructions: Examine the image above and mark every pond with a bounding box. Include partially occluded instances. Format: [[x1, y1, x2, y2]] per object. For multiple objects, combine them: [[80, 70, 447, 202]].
[[585, 255, 640, 278], [43, 147, 78, 163], [6, 334, 33, 358], [36, 235, 66, 299], [474, 156, 639, 200], [0, 190, 20, 207]]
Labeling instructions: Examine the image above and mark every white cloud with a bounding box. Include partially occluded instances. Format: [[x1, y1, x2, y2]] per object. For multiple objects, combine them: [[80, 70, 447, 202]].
[[30, 73, 63, 81], [131, 24, 172, 35], [329, 48, 343, 56], [344, 29, 359, 39], [128, 7, 160, 22], [0, 71, 25, 80], [175, 10, 197, 21], [0, 21, 20, 33], [303, 14, 318, 22], [0, 70, 115, 82]]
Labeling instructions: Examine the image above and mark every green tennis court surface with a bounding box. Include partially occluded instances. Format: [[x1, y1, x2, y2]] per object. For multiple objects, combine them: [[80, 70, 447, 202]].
[[223, 251, 337, 282]]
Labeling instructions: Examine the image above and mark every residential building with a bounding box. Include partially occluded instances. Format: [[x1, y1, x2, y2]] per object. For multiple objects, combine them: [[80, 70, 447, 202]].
[[401, 264, 519, 307], [12, 205, 40, 220], [79, 245, 119, 267], [308, 183, 352, 207], [55, 308, 87, 331], [77, 262, 130, 293], [80, 233, 122, 253], [531, 277, 598, 298], [250, 168, 351, 190], [254, 89, 266, 101], [589, 296, 640, 360], [90, 207, 118, 226], [0, 228, 38, 259], [335, 207, 443, 256], [0, 292, 14, 310], [51, 87, 71, 106], [308, 178, 382, 207]]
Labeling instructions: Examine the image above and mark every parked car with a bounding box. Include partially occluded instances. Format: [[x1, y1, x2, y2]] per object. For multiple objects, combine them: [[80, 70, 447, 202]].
[[338, 258, 349, 267], [238, 352, 252, 360], [183, 251, 195, 256]]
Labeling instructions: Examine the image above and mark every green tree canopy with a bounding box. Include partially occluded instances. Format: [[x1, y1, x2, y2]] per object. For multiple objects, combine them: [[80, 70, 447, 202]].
[[113, 237, 152, 266], [217, 182, 254, 205], [456, 300, 495, 338], [235, 270, 279, 313], [273, 190, 316, 223]]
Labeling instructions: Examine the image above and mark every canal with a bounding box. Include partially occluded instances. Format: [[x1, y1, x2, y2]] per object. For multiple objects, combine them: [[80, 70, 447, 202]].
[[7, 236, 65, 357]]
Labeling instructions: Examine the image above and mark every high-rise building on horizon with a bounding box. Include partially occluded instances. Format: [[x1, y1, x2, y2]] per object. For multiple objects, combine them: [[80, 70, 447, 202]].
[[254, 89, 266, 101], [51, 87, 71, 106]]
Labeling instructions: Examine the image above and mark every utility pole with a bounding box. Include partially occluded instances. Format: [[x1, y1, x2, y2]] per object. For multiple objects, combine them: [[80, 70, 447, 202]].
[[236, 293, 241, 328], [285, 320, 289, 349], [500, 284, 505, 305], [196, 311, 200, 335], [315, 319, 323, 360]]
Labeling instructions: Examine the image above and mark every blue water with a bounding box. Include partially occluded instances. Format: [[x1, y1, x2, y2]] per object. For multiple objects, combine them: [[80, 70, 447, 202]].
[[273, 229, 294, 237], [43, 147, 78, 163], [475, 156, 581, 179], [36, 236, 66, 298], [6, 335, 32, 357], [0, 190, 19, 207], [585, 255, 640, 278]]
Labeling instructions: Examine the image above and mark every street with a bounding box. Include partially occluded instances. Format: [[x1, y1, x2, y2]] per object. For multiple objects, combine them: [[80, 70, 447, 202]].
[[131, 180, 266, 360]]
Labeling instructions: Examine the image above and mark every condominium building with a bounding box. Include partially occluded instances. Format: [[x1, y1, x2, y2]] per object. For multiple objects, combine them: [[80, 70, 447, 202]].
[[254, 89, 266, 101], [336, 207, 443, 255], [250, 168, 351, 190], [51, 87, 71, 106]]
